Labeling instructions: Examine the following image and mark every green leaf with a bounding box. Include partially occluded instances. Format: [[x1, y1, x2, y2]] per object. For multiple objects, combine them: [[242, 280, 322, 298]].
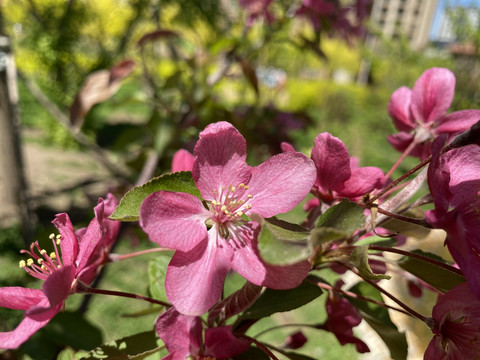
[[398, 250, 465, 293], [80, 330, 162, 360], [238, 277, 323, 321], [348, 282, 408, 360], [149, 253, 173, 303], [311, 200, 365, 246], [351, 245, 391, 280], [255, 215, 312, 265], [111, 172, 201, 221], [316, 199, 365, 233]]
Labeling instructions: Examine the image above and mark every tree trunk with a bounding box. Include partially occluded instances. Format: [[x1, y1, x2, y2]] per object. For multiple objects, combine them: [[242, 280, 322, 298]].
[[0, 30, 34, 243]]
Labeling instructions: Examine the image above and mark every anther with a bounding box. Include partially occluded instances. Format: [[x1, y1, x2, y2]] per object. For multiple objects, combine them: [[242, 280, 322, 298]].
[[245, 204, 252, 209], [247, 194, 253, 199], [37, 259, 43, 264], [50, 252, 56, 259], [26, 258, 34, 266], [19, 260, 26, 268], [40, 249, 47, 255], [49, 233, 55, 240]]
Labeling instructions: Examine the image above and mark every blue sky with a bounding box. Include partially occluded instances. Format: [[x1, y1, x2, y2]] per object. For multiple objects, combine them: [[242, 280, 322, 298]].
[[430, 0, 480, 38]]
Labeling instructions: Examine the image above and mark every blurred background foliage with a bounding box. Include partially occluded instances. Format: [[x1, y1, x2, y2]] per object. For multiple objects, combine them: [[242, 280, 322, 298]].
[[1, 0, 480, 359]]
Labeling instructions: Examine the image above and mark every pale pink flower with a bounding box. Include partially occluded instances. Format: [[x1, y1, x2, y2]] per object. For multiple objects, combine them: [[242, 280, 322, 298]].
[[425, 282, 480, 359], [0, 194, 120, 349], [156, 307, 250, 360], [140, 121, 316, 315], [388, 68, 480, 160]]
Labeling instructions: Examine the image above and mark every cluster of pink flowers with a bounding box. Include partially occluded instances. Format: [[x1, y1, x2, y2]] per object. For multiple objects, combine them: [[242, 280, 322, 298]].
[[2, 66, 480, 360]]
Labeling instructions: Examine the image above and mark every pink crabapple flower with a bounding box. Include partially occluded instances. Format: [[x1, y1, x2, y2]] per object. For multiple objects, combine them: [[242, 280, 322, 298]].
[[324, 280, 369, 353], [140, 121, 316, 315], [425, 282, 480, 360], [0, 194, 120, 349], [171, 149, 194, 172], [156, 307, 250, 360], [425, 135, 480, 299], [387, 67, 480, 160]]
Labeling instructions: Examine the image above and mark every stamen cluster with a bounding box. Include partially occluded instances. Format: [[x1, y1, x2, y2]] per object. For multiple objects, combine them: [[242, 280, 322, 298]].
[[19, 233, 63, 281]]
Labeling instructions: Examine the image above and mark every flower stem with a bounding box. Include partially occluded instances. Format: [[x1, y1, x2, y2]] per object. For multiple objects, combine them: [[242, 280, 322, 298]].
[[367, 154, 432, 207], [384, 139, 419, 180], [369, 245, 463, 276], [76, 282, 171, 308], [342, 263, 429, 323], [108, 247, 172, 262], [239, 335, 279, 360], [314, 281, 412, 317], [368, 205, 432, 227]]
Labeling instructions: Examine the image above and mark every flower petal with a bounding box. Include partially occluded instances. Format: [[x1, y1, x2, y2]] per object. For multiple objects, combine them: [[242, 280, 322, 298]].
[[336, 166, 384, 199], [435, 109, 480, 136], [246, 152, 316, 218], [155, 308, 202, 357], [230, 222, 310, 289], [0, 287, 45, 310], [311, 133, 351, 194], [193, 122, 251, 201], [52, 213, 79, 267], [0, 313, 52, 349], [410, 67, 455, 124], [165, 228, 233, 315], [172, 149, 195, 172], [140, 191, 210, 253], [204, 326, 250, 358], [388, 86, 414, 131]]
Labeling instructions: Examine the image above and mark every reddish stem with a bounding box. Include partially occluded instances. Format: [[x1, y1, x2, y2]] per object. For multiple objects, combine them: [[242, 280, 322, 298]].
[[109, 247, 172, 262], [369, 245, 463, 276], [76, 281, 171, 308]]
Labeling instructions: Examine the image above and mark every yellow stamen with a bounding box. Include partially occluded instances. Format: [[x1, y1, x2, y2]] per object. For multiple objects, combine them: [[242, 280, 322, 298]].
[[26, 258, 34, 266], [19, 260, 26, 268], [245, 204, 252, 209], [37, 259, 43, 264], [40, 249, 47, 255], [49, 233, 55, 240], [41, 265, 47, 271], [247, 194, 253, 199], [50, 252, 56, 259]]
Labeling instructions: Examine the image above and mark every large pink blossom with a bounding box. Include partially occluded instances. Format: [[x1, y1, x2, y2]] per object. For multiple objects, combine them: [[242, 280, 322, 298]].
[[140, 121, 316, 315], [0, 194, 120, 349], [425, 282, 480, 359], [387, 67, 480, 160], [425, 136, 480, 299], [156, 307, 250, 360]]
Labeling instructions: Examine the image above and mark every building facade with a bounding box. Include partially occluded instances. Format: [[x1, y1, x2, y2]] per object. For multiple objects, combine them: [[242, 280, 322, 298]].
[[370, 0, 438, 49]]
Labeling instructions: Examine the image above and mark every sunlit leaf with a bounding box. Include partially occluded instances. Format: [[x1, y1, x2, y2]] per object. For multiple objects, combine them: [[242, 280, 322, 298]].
[[351, 245, 390, 280], [111, 171, 201, 221], [255, 215, 311, 265], [398, 250, 465, 292], [80, 330, 162, 360], [316, 199, 365, 233], [149, 253, 174, 303], [237, 277, 323, 321]]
